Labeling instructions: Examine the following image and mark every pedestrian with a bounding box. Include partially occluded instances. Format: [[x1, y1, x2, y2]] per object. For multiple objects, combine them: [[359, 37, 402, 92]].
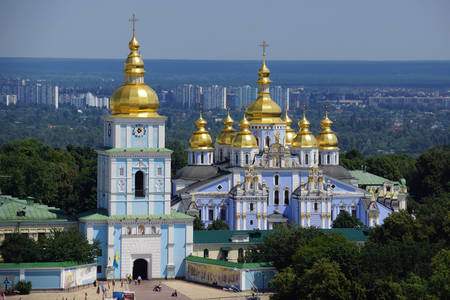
[[84, 292, 88, 300], [121, 279, 123, 288], [171, 289, 178, 297], [134, 278, 137, 285], [137, 275, 141, 285]]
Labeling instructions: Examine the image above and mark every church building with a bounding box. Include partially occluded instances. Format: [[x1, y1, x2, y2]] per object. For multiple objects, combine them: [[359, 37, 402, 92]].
[[171, 43, 407, 230]]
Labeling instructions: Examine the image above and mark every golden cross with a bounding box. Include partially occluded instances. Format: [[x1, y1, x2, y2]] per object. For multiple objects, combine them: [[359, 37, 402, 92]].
[[129, 14, 138, 34], [258, 40, 269, 57]]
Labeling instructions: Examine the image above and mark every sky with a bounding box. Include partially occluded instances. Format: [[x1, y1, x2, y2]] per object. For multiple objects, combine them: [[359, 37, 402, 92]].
[[1, 0, 450, 60]]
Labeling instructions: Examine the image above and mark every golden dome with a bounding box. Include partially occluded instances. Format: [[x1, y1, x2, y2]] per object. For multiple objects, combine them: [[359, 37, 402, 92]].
[[316, 106, 339, 150], [189, 109, 213, 150], [292, 105, 317, 148], [110, 29, 160, 118], [283, 109, 296, 146], [246, 47, 282, 124], [216, 110, 237, 145], [232, 114, 258, 148]]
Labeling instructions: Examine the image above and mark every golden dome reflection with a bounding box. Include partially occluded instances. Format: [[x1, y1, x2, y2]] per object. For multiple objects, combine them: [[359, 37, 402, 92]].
[[110, 20, 160, 118]]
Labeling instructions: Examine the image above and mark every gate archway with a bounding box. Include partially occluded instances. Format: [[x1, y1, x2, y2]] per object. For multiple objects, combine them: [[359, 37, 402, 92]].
[[132, 258, 148, 280]]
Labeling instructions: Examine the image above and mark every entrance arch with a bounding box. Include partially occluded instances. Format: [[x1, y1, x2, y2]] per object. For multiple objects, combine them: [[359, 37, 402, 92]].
[[133, 258, 148, 280]]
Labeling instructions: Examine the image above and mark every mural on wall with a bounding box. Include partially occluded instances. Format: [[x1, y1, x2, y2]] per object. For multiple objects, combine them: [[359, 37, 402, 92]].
[[0, 276, 15, 292], [64, 268, 76, 288], [64, 265, 97, 288], [187, 262, 240, 287]]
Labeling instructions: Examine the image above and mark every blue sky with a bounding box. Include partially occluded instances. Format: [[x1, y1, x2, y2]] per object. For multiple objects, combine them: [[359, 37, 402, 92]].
[[1, 0, 449, 60]]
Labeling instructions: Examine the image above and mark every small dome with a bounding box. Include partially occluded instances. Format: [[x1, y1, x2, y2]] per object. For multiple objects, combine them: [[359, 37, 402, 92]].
[[110, 31, 160, 118], [292, 107, 317, 148], [232, 114, 258, 148], [189, 110, 213, 150], [284, 110, 296, 146], [316, 109, 339, 150], [216, 110, 237, 145]]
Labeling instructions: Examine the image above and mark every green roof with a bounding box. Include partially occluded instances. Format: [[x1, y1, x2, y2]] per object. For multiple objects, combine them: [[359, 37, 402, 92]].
[[0, 261, 94, 269], [186, 256, 274, 269], [349, 170, 404, 187], [0, 195, 72, 223], [78, 209, 194, 221], [323, 228, 370, 242], [102, 148, 173, 153], [194, 230, 269, 245]]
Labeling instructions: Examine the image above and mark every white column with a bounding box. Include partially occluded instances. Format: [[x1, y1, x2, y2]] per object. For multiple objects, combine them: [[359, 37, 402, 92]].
[[126, 124, 131, 148], [168, 224, 174, 266], [186, 223, 193, 257], [126, 158, 132, 215], [159, 123, 165, 148], [114, 123, 120, 148], [86, 224, 94, 242], [164, 158, 171, 214], [20, 269, 25, 281], [107, 225, 114, 268]]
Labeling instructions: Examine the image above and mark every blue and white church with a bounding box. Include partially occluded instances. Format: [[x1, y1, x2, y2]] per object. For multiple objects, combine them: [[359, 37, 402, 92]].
[[79, 26, 193, 281], [172, 45, 407, 230]]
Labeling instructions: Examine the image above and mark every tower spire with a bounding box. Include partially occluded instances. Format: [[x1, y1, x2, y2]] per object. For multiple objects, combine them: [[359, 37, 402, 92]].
[[129, 13, 138, 36]]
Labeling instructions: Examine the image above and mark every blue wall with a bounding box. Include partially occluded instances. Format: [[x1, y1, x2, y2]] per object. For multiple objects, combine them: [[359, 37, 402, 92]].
[[93, 225, 108, 278], [174, 224, 186, 277], [113, 225, 122, 278], [0, 270, 19, 287], [160, 225, 168, 278], [244, 269, 276, 291], [25, 270, 60, 289]]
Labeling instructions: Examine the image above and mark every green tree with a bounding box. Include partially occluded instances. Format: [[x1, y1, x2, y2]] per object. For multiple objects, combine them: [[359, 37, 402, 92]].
[[0, 233, 41, 263], [167, 140, 188, 177], [428, 249, 450, 299], [366, 279, 403, 300], [193, 216, 205, 231], [332, 211, 364, 228], [340, 149, 366, 170], [207, 219, 230, 230]]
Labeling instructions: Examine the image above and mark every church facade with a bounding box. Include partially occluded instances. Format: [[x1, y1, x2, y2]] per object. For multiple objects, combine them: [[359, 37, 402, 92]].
[[171, 47, 407, 230], [79, 26, 193, 280]]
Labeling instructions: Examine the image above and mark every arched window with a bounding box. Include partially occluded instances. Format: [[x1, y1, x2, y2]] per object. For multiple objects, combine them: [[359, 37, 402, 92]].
[[314, 202, 318, 211], [201, 152, 204, 164], [256, 137, 259, 147], [135, 171, 145, 197], [319, 154, 322, 165], [265, 136, 270, 148], [327, 153, 331, 164], [284, 190, 289, 205], [335, 153, 337, 164], [192, 152, 195, 164], [305, 153, 309, 165], [204, 249, 209, 258], [235, 153, 239, 165], [138, 224, 145, 235], [274, 190, 279, 205], [250, 203, 254, 211], [314, 153, 317, 164], [245, 153, 249, 165], [274, 174, 279, 185], [219, 149, 223, 161]]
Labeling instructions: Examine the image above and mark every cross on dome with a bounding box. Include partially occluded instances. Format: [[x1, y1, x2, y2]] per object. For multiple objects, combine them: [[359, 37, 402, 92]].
[[129, 13, 139, 34], [258, 40, 270, 57]]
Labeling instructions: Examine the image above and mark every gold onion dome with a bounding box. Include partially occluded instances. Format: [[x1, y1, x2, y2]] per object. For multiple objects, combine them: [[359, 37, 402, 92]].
[[189, 109, 213, 150], [292, 105, 317, 148], [110, 28, 160, 117], [216, 110, 237, 145], [284, 109, 296, 146], [316, 106, 339, 150], [232, 114, 258, 148], [246, 44, 282, 124]]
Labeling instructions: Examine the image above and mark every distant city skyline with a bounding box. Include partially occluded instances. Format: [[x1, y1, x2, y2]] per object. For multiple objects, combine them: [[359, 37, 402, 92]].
[[1, 0, 450, 60]]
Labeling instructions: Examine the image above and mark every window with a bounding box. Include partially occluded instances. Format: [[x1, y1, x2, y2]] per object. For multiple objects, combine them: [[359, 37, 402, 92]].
[[238, 248, 244, 259], [135, 171, 145, 197], [199, 210, 202, 220], [217, 184, 223, 191], [250, 220, 253, 225], [119, 167, 124, 176], [284, 190, 289, 205], [192, 152, 195, 164], [138, 225, 145, 235], [157, 167, 162, 176], [274, 174, 279, 185], [319, 154, 321, 165], [265, 136, 270, 148], [97, 265, 102, 274], [314, 153, 317, 164], [256, 137, 259, 147], [274, 191, 279, 205], [235, 153, 239, 165], [201, 153, 204, 164], [314, 202, 318, 211], [352, 207, 357, 218], [219, 149, 223, 161], [98, 249, 103, 257], [250, 203, 254, 211], [245, 153, 249, 165], [305, 153, 309, 165], [220, 209, 226, 220], [327, 153, 331, 164], [209, 209, 214, 221], [204, 249, 209, 258]]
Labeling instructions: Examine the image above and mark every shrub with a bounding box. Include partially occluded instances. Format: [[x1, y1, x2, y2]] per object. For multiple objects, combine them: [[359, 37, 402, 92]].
[[15, 280, 32, 294]]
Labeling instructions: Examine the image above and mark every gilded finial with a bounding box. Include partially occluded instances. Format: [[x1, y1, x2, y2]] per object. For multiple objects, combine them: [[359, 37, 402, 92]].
[[258, 40, 270, 59], [129, 13, 138, 35]]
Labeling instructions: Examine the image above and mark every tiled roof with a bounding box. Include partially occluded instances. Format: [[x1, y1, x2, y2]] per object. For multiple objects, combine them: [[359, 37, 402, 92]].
[[0, 195, 71, 223], [0, 261, 95, 269], [349, 170, 403, 187], [185, 256, 274, 269], [323, 228, 370, 242], [78, 209, 194, 221], [194, 230, 269, 244]]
